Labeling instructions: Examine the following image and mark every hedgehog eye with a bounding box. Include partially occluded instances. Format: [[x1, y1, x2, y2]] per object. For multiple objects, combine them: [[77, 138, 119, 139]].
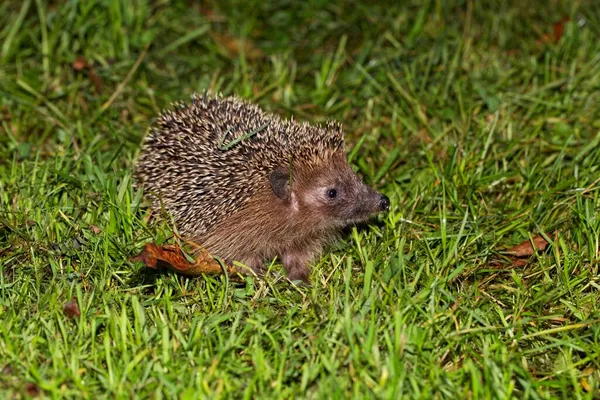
[[326, 188, 337, 199]]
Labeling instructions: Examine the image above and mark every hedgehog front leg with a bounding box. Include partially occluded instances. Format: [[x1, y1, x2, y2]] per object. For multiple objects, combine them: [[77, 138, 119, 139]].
[[282, 248, 316, 283], [238, 255, 266, 276]]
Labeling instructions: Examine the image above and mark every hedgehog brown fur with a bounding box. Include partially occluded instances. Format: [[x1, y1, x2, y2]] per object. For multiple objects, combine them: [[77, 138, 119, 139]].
[[135, 94, 389, 283]]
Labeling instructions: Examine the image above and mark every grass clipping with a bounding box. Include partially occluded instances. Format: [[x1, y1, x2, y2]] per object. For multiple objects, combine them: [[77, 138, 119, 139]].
[[131, 243, 239, 277]]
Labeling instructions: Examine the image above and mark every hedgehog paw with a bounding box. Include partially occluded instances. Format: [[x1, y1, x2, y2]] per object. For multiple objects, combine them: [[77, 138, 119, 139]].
[[286, 267, 311, 285], [282, 251, 312, 284]]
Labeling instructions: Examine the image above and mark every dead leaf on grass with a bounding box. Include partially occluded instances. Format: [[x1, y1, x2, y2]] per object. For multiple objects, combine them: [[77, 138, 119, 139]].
[[72, 56, 87, 71], [63, 299, 80, 319], [505, 235, 551, 257], [553, 17, 570, 43], [579, 367, 596, 392], [25, 382, 41, 397], [131, 243, 238, 277], [72, 56, 103, 93], [210, 32, 264, 59], [488, 233, 554, 269], [539, 17, 570, 44], [198, 4, 225, 22]]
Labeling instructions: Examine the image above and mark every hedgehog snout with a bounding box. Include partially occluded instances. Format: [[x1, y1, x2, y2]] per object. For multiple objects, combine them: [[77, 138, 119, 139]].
[[346, 185, 388, 221], [379, 194, 390, 211]]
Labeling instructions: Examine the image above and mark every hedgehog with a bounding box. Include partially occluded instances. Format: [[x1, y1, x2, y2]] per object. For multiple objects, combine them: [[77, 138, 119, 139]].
[[135, 94, 389, 283]]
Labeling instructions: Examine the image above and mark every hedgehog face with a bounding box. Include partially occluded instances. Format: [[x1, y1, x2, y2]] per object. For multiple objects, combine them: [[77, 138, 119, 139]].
[[301, 164, 387, 228], [269, 158, 389, 230]]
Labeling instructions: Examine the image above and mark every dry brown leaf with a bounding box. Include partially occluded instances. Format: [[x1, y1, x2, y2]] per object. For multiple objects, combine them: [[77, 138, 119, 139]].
[[210, 32, 264, 59], [131, 243, 237, 277], [538, 17, 570, 45], [580, 376, 591, 392], [506, 235, 550, 257], [63, 299, 80, 319], [25, 383, 41, 397], [488, 257, 528, 269], [88, 70, 103, 93], [488, 233, 554, 269], [1, 105, 13, 122], [72, 56, 103, 93], [510, 258, 528, 268], [553, 17, 570, 43], [199, 4, 224, 22], [72, 56, 88, 71]]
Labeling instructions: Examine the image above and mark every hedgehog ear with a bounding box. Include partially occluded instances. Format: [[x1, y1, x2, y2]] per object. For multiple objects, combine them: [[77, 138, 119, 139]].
[[269, 168, 292, 200]]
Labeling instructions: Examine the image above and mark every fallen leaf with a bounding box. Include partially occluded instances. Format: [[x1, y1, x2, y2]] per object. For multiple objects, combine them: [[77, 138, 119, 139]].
[[199, 4, 224, 22], [210, 32, 264, 59], [582, 367, 596, 376], [580, 376, 591, 392], [488, 233, 555, 269], [63, 299, 80, 318], [131, 243, 238, 277], [1, 105, 12, 122], [72, 56, 88, 71], [72, 56, 103, 93], [88, 69, 103, 93], [506, 235, 550, 257], [201, 7, 214, 18], [539, 17, 570, 45], [510, 258, 528, 268], [488, 257, 528, 269], [25, 383, 41, 397], [553, 17, 570, 43]]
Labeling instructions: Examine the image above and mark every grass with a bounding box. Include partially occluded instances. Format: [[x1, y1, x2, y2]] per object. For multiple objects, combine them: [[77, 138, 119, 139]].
[[1, 0, 600, 398]]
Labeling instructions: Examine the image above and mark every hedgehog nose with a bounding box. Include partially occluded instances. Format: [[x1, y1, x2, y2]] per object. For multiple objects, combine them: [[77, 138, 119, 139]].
[[379, 194, 390, 211]]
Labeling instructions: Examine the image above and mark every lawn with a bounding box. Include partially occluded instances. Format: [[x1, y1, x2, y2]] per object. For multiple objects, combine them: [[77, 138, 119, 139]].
[[1, 0, 600, 398]]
